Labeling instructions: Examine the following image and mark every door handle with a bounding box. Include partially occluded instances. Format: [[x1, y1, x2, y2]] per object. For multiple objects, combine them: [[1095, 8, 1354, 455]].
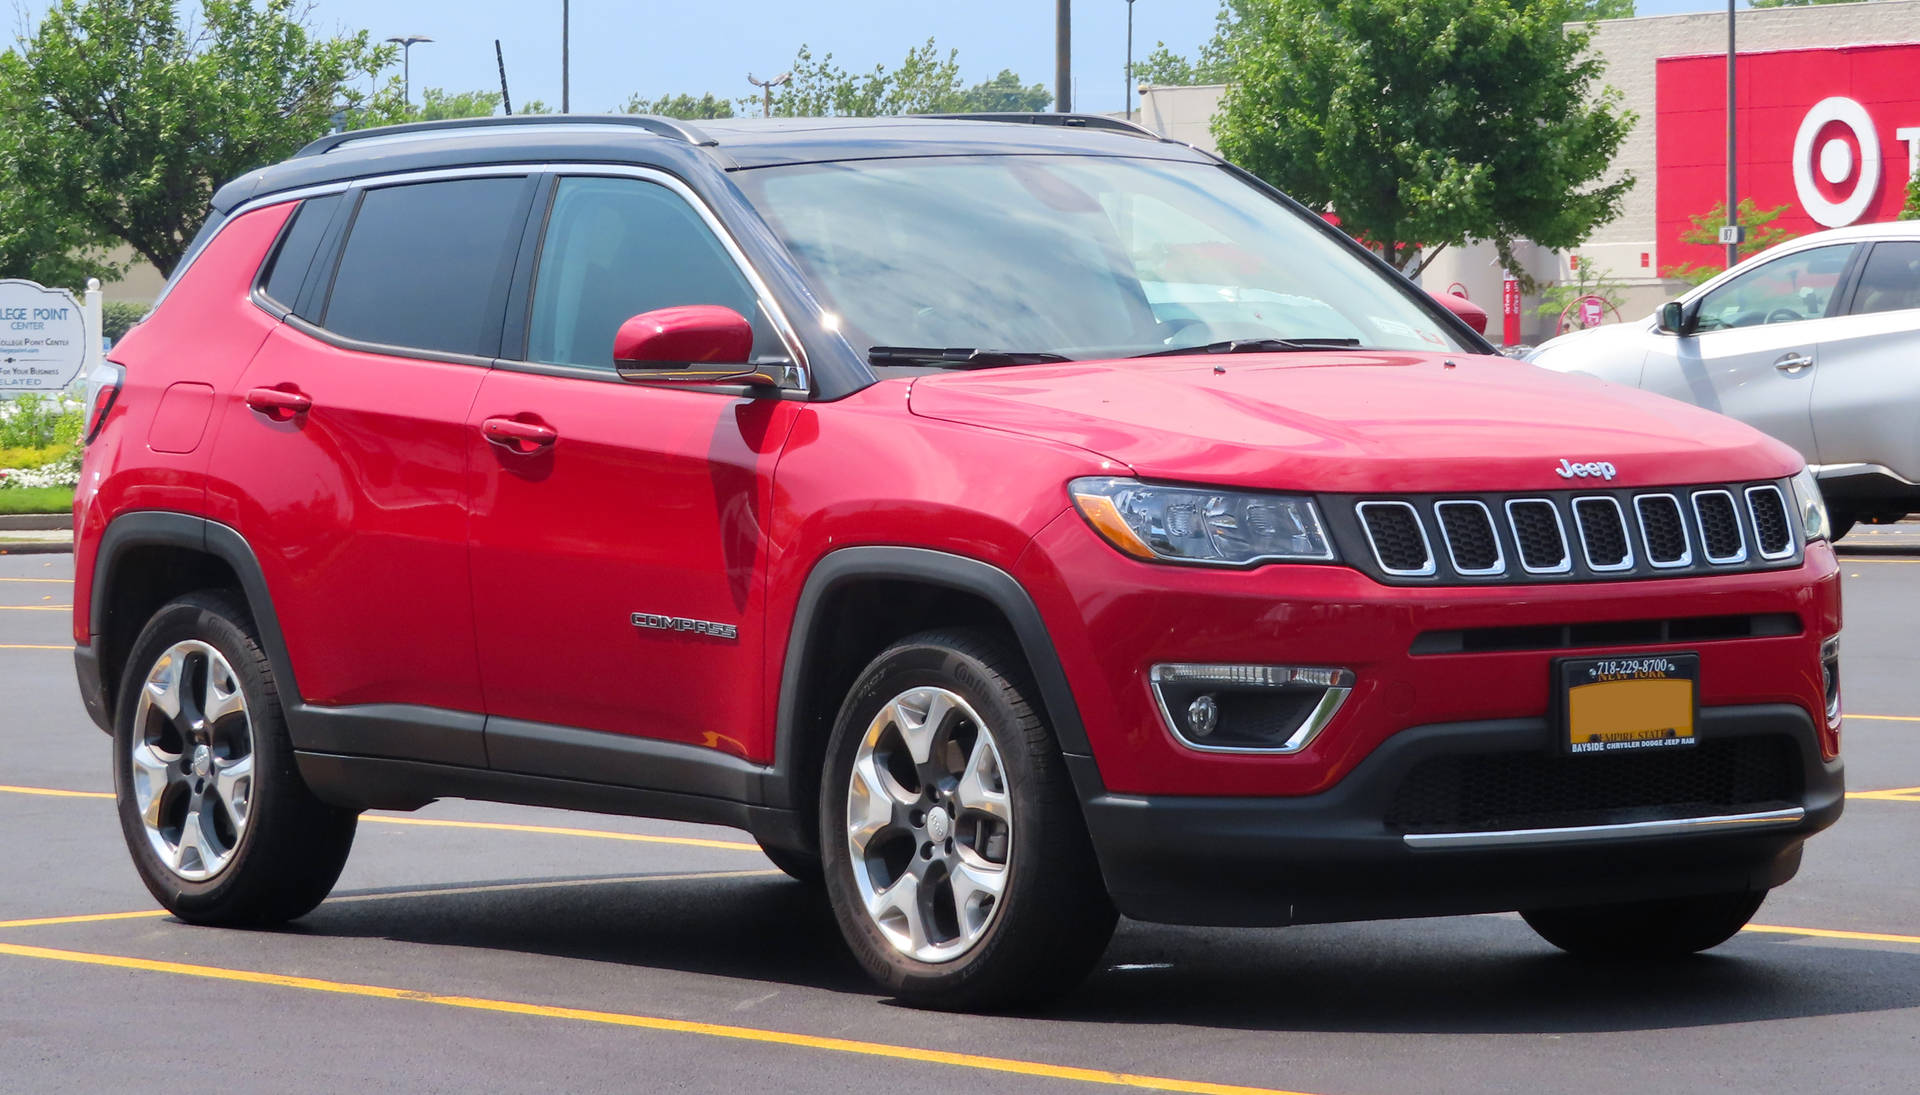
[[245, 386, 311, 422], [1774, 353, 1814, 374], [481, 416, 558, 454]]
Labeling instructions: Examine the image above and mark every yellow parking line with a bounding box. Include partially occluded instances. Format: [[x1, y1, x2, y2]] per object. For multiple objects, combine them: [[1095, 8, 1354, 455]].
[[0, 644, 68, 650], [0, 577, 72, 584], [0, 604, 70, 611], [0, 783, 760, 851], [0, 909, 169, 929], [1745, 924, 1920, 946], [0, 942, 1315, 1095], [1849, 714, 1920, 722]]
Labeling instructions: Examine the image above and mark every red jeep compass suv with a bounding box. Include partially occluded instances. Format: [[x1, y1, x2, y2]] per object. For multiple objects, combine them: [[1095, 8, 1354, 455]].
[[74, 114, 1843, 1009]]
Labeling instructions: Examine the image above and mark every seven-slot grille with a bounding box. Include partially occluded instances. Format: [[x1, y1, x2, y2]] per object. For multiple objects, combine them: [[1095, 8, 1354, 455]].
[[1345, 481, 1799, 585]]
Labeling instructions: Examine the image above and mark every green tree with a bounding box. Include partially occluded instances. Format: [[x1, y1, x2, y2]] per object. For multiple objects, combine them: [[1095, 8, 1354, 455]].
[[763, 40, 1046, 117], [0, 0, 392, 277], [1209, 0, 1634, 278], [1133, 34, 1235, 87], [1535, 255, 1629, 323], [1660, 198, 1797, 285], [1576, 0, 1634, 16], [621, 92, 735, 119], [1903, 171, 1920, 221]]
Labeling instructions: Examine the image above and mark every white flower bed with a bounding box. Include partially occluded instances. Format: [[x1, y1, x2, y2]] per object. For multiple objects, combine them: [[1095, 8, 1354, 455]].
[[0, 457, 81, 489]]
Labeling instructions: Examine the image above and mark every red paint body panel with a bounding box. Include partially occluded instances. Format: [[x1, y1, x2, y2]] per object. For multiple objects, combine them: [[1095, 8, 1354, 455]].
[[73, 202, 293, 646], [906, 354, 1804, 493], [203, 326, 485, 710], [466, 371, 799, 753]]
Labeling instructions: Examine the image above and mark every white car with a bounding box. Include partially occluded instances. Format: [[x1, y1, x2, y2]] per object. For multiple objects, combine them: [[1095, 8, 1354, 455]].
[[1530, 221, 1920, 537]]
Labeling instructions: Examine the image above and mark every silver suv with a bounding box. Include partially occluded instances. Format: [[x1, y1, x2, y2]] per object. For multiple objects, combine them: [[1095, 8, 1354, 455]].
[[1529, 221, 1920, 537]]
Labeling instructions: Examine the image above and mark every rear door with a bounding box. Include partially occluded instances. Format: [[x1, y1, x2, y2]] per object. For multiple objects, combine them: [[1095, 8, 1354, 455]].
[[465, 170, 803, 775], [1638, 243, 1859, 463], [207, 173, 537, 761], [1809, 239, 1920, 480]]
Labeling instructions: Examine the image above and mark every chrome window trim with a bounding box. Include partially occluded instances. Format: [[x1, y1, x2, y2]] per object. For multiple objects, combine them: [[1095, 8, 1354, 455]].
[[1503, 498, 1572, 575], [1431, 499, 1506, 577], [1403, 807, 1805, 849], [1571, 494, 1635, 573], [223, 163, 811, 393], [1634, 493, 1695, 568], [1691, 488, 1749, 564], [1355, 500, 1436, 577], [1744, 485, 1798, 560]]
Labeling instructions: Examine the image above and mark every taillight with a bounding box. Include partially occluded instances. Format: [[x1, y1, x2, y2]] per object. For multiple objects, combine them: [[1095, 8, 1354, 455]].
[[83, 362, 123, 445]]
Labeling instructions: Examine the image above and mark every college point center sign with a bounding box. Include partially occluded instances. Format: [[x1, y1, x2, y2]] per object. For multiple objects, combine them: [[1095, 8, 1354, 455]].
[[0, 279, 87, 395], [1657, 43, 1920, 271]]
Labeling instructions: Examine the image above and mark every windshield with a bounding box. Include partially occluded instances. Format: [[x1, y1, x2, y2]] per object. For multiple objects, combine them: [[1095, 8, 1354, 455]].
[[732, 154, 1466, 361]]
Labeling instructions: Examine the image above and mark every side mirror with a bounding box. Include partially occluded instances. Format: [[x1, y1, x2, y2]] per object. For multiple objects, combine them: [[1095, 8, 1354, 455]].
[[1658, 300, 1690, 336], [1429, 290, 1488, 335], [613, 305, 772, 385]]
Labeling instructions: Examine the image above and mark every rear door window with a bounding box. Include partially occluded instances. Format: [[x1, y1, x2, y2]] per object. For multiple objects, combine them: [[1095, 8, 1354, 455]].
[[1849, 241, 1920, 316], [322, 177, 531, 357]]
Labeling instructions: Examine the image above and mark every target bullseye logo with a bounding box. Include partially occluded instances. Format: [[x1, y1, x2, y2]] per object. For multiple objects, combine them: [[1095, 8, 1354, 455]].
[[1793, 97, 1881, 228]]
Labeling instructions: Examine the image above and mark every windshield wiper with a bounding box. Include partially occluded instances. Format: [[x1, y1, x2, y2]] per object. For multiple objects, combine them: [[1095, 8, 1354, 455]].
[[868, 346, 1077, 368], [1132, 337, 1363, 358]]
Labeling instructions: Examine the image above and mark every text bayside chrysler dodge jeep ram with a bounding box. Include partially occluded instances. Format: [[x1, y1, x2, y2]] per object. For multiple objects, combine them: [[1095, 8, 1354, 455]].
[[74, 114, 1842, 1010]]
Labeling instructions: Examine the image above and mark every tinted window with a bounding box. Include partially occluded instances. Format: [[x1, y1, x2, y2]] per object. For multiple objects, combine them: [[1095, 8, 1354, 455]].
[[1696, 244, 1854, 331], [324, 178, 527, 356], [259, 194, 340, 313], [525, 176, 779, 369], [1852, 241, 1920, 316]]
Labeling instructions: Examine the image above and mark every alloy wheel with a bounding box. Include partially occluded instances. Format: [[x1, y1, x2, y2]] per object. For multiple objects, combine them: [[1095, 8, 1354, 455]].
[[128, 640, 255, 881]]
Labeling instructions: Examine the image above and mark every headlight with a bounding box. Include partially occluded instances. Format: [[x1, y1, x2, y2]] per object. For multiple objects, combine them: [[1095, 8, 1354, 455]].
[[1789, 467, 1830, 543], [1069, 477, 1336, 565]]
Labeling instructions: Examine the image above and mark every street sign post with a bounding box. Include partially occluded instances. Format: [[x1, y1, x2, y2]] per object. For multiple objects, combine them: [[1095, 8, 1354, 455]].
[[0, 279, 88, 396]]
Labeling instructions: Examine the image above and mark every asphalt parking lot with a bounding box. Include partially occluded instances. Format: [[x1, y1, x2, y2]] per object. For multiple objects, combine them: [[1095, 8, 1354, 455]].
[[4, 530, 1919, 1095]]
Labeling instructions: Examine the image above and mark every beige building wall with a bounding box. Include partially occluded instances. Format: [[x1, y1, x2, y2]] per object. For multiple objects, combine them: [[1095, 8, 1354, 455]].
[[100, 245, 166, 304]]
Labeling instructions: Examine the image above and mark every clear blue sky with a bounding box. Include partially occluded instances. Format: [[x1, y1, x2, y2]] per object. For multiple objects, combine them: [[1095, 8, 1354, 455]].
[[13, 0, 1746, 117]]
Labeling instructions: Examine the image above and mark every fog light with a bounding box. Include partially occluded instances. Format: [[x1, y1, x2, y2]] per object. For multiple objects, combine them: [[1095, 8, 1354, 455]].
[[1187, 694, 1219, 739], [1150, 663, 1354, 754]]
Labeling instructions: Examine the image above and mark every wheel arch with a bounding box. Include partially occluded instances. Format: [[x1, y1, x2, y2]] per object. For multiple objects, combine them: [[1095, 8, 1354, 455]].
[[767, 546, 1095, 847], [87, 512, 300, 732]]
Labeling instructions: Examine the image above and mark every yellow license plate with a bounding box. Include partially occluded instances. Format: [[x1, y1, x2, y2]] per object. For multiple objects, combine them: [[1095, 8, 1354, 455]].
[[1559, 654, 1699, 755]]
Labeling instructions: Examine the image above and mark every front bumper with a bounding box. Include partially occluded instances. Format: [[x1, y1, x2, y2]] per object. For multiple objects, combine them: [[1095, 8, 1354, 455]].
[[1076, 703, 1842, 926]]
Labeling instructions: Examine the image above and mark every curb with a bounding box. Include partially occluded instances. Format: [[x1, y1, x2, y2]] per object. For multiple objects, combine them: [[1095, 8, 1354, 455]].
[[0, 541, 74, 556], [0, 514, 72, 531]]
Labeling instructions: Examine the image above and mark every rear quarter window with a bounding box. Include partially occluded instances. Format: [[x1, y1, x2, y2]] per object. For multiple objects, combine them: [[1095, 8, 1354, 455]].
[[257, 193, 342, 315]]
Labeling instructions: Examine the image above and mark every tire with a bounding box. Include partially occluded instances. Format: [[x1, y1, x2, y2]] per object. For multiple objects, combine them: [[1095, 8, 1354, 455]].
[[112, 590, 358, 926], [757, 839, 824, 886], [1521, 890, 1767, 959], [819, 629, 1116, 1011]]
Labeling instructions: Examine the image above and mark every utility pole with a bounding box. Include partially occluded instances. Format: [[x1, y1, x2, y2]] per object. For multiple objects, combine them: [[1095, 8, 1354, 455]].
[[1126, 0, 1136, 121], [1723, 0, 1741, 269], [561, 0, 570, 113], [1055, 0, 1071, 112], [384, 36, 433, 111], [748, 72, 791, 118]]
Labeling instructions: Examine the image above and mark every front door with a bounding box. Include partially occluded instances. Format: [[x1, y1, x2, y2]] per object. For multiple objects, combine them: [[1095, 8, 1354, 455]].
[[1640, 243, 1859, 464], [466, 173, 803, 771]]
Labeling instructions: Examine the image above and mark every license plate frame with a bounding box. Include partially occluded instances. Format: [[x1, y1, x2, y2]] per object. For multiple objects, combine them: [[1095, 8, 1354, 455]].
[[1555, 653, 1700, 756]]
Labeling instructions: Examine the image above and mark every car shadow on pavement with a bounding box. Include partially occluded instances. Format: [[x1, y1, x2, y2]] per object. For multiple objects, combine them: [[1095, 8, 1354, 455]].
[[288, 874, 1920, 1033]]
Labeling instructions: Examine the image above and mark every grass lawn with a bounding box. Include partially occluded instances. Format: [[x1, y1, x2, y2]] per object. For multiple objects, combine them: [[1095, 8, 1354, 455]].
[[0, 488, 74, 515]]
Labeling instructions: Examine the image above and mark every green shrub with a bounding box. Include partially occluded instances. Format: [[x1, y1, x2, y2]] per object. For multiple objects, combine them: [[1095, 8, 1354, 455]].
[[0, 394, 85, 448], [0, 442, 75, 469], [101, 300, 149, 342]]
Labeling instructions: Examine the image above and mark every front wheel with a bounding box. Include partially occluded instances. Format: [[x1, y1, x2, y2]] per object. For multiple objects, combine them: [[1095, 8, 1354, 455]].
[[1522, 890, 1767, 958], [819, 630, 1115, 1010], [113, 591, 358, 925]]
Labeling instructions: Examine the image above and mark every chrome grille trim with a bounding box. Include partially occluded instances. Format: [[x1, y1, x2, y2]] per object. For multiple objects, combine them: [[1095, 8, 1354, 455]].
[[1571, 495, 1635, 572], [1633, 493, 1694, 569], [1691, 489, 1749, 564], [1504, 498, 1572, 575], [1432, 500, 1506, 576], [1356, 500, 1436, 577], [1745, 485, 1796, 560]]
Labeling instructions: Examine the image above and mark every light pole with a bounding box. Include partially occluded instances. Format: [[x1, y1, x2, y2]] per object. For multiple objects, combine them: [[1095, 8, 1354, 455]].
[[561, 0, 570, 113], [384, 35, 432, 111], [1056, 0, 1071, 112], [747, 72, 791, 118], [1125, 0, 1136, 121], [1723, 0, 1740, 270]]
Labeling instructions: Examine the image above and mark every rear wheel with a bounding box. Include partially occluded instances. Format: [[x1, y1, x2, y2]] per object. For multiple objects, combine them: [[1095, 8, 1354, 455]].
[[1522, 890, 1766, 958], [113, 591, 358, 925], [819, 629, 1115, 1010]]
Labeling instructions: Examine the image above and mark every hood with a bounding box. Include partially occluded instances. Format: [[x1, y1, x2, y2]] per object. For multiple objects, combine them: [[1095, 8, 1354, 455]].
[[1527, 318, 1651, 381], [906, 351, 1801, 494]]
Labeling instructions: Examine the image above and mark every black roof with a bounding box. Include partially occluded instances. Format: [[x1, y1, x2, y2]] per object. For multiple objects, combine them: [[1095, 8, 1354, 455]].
[[210, 113, 1214, 214]]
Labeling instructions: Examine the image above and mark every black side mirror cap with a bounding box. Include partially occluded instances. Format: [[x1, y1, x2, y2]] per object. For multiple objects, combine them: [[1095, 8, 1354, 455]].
[[1659, 300, 1689, 335]]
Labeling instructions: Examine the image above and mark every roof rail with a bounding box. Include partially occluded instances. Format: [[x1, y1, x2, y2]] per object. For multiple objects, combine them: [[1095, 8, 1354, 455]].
[[915, 112, 1163, 139], [294, 114, 718, 158]]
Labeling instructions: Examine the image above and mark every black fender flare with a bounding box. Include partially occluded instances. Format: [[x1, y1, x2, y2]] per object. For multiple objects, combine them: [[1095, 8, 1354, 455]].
[[765, 546, 1096, 814]]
